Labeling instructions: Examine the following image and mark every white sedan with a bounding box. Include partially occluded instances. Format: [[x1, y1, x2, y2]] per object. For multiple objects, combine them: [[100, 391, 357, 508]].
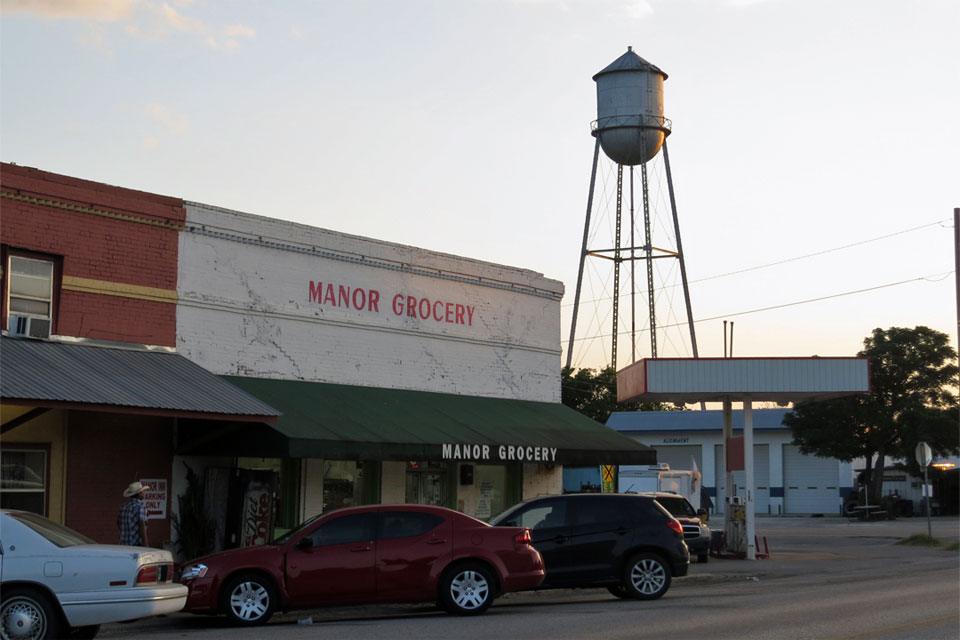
[[0, 509, 188, 640]]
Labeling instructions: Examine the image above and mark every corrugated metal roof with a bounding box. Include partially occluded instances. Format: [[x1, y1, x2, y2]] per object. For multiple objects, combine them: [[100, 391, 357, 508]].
[[593, 47, 667, 81], [608, 408, 791, 432], [183, 376, 657, 465], [1, 336, 278, 420]]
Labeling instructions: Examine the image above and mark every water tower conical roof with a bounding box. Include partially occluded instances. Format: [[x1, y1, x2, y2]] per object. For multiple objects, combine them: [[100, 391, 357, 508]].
[[592, 47, 667, 81]]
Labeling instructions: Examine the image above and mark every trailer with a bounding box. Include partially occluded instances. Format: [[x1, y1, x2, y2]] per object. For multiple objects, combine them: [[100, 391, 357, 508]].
[[618, 464, 701, 510]]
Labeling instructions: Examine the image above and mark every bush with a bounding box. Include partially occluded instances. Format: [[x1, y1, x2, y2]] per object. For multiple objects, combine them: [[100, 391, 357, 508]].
[[895, 534, 941, 547]]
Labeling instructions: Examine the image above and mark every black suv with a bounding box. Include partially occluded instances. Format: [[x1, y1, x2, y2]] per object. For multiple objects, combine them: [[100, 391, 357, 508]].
[[489, 493, 689, 600]]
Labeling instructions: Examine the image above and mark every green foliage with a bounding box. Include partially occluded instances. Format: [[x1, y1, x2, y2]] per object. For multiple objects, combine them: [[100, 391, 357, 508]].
[[944, 541, 960, 552], [785, 326, 959, 499], [561, 365, 682, 424], [170, 463, 216, 561], [895, 534, 942, 547]]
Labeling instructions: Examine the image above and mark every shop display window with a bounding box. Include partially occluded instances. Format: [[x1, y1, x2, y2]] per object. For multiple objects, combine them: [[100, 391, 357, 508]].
[[323, 460, 364, 512], [405, 461, 447, 506], [0, 447, 48, 515], [473, 465, 507, 520]]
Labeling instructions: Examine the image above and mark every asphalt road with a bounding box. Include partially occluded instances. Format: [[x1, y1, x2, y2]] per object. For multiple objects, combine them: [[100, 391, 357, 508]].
[[98, 516, 960, 640]]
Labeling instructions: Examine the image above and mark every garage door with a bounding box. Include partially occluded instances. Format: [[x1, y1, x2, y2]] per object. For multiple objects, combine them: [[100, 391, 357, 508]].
[[653, 445, 702, 472], [714, 444, 770, 514], [782, 444, 841, 515]]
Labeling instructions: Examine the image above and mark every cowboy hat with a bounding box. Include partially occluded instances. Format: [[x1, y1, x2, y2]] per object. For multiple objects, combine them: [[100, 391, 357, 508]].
[[123, 481, 150, 497]]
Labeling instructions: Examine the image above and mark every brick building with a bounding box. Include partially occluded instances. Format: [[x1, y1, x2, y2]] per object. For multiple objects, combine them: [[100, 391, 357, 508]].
[[0, 164, 277, 547], [2, 163, 652, 552]]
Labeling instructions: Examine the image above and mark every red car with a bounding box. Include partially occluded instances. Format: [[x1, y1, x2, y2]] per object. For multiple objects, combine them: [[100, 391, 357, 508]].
[[179, 504, 544, 624]]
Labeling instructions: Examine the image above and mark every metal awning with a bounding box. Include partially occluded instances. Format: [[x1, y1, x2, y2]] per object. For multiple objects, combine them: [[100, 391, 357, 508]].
[[0, 336, 279, 422], [177, 376, 656, 466]]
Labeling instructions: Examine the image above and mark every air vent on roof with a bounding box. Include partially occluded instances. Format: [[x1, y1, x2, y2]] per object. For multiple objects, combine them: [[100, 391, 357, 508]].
[[9, 314, 51, 339]]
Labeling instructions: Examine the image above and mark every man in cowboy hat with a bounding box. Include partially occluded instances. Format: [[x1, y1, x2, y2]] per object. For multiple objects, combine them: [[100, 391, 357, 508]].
[[118, 481, 150, 547]]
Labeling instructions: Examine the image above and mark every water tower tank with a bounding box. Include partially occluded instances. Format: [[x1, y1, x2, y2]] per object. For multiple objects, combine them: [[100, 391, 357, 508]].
[[592, 47, 670, 166]]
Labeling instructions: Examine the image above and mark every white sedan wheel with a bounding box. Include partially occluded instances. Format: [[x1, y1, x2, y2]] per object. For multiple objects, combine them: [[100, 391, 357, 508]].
[[1, 592, 56, 640]]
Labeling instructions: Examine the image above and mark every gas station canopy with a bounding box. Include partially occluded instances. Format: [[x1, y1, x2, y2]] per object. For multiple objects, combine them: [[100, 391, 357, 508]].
[[616, 356, 871, 561], [618, 357, 870, 404]]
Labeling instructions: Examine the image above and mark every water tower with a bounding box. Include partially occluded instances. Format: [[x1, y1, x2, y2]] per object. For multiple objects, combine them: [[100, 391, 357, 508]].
[[566, 47, 700, 370]]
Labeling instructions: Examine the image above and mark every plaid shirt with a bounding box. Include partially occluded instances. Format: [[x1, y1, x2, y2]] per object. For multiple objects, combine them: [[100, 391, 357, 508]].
[[118, 498, 147, 546]]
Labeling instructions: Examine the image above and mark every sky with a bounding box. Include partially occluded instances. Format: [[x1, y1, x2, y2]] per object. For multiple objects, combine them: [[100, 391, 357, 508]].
[[1, 0, 957, 371]]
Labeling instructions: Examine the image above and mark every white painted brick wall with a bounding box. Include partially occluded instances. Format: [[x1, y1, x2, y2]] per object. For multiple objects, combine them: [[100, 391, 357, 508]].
[[178, 203, 564, 401]]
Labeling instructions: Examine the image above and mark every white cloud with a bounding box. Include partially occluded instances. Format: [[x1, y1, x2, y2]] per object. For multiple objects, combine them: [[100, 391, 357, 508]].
[[144, 103, 188, 133], [159, 1, 203, 33], [624, 0, 654, 19], [1, 0, 135, 20], [223, 24, 254, 38], [204, 22, 255, 50]]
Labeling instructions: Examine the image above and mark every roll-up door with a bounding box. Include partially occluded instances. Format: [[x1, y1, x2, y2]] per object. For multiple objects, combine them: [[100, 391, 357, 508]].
[[783, 444, 841, 514], [714, 443, 769, 514]]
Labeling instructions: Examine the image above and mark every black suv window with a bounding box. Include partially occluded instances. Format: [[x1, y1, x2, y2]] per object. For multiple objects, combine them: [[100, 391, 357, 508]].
[[569, 496, 620, 525], [494, 498, 568, 529], [379, 512, 444, 540], [655, 496, 696, 518], [307, 513, 377, 547]]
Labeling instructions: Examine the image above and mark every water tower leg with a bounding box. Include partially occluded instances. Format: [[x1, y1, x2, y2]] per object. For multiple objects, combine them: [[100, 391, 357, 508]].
[[662, 140, 700, 360], [640, 153, 657, 358], [612, 163, 624, 370], [566, 138, 602, 370]]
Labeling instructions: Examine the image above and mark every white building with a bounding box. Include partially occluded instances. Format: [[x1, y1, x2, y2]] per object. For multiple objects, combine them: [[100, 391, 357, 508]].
[[607, 408, 855, 516], [172, 202, 653, 542]]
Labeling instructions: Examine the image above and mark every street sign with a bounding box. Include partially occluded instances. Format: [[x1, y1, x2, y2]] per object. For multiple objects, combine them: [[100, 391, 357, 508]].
[[601, 465, 616, 493], [915, 442, 933, 467]]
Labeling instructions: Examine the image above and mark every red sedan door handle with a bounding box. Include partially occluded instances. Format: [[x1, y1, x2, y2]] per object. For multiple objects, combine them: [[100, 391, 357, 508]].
[[426, 538, 448, 545], [350, 545, 372, 552]]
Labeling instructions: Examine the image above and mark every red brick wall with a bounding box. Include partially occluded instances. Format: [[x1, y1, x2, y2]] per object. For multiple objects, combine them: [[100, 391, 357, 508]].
[[0, 163, 184, 346], [58, 291, 175, 345], [65, 411, 174, 547]]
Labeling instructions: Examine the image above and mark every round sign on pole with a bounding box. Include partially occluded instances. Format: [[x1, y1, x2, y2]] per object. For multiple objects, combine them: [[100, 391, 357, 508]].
[[915, 441, 933, 467]]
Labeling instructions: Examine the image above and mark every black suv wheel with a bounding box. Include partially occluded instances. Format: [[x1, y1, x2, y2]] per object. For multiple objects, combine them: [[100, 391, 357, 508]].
[[623, 552, 671, 600]]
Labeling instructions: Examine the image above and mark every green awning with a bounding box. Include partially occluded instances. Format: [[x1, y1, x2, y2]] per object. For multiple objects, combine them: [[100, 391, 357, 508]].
[[177, 376, 655, 466]]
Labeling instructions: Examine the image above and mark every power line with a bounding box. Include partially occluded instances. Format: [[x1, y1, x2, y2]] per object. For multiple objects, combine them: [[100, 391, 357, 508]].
[[568, 270, 954, 342], [562, 218, 951, 308], [687, 271, 954, 326], [687, 219, 951, 285]]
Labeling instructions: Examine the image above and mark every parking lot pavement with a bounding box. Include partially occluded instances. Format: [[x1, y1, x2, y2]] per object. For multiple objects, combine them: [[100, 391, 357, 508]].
[[97, 516, 959, 637]]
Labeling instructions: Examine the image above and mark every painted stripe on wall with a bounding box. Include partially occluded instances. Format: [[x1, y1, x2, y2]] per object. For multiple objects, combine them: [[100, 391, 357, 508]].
[[62, 276, 178, 304]]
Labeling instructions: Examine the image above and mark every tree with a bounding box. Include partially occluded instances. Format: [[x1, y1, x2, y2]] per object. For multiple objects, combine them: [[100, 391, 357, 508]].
[[561, 365, 682, 424], [784, 326, 959, 501]]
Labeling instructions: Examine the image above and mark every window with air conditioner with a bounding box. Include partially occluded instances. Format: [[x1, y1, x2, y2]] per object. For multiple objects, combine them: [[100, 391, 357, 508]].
[[6, 255, 54, 337]]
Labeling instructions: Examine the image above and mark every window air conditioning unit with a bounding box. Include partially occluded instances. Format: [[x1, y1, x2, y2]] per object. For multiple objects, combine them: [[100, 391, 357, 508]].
[[9, 314, 51, 339]]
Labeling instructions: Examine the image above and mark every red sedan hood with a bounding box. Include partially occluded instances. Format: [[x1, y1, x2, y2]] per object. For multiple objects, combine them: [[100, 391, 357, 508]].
[[185, 543, 282, 567]]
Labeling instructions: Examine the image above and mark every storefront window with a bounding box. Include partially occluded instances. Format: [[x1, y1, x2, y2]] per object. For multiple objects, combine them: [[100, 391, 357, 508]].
[[406, 461, 447, 506], [473, 465, 507, 521], [323, 461, 365, 512], [1, 447, 47, 515]]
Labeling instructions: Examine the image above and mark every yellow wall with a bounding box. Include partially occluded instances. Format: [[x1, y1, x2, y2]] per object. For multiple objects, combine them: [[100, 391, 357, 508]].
[[1, 405, 68, 522]]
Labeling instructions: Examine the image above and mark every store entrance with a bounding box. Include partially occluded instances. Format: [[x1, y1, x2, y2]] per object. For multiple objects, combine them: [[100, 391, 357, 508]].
[[405, 462, 447, 506]]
